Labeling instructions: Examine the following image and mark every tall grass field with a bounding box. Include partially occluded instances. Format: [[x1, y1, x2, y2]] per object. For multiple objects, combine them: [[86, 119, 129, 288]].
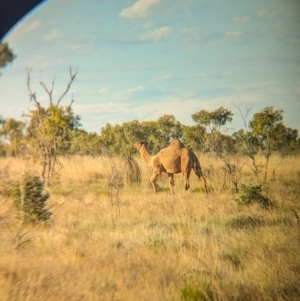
[[0, 153, 299, 300]]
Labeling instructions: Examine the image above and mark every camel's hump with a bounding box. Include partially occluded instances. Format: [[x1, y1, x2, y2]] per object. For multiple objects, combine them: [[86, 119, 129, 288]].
[[170, 139, 185, 148]]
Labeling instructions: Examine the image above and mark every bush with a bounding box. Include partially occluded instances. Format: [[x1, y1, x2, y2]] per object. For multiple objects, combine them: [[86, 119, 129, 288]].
[[235, 184, 273, 208], [5, 173, 52, 223]]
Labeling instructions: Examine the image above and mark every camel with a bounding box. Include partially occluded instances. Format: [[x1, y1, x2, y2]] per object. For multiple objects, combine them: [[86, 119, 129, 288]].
[[134, 139, 208, 193]]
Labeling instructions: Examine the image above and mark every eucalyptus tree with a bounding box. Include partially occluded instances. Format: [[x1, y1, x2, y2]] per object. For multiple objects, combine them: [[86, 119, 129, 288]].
[[0, 117, 25, 156], [249, 106, 292, 181], [182, 124, 206, 152], [100, 120, 144, 157], [192, 107, 233, 154]]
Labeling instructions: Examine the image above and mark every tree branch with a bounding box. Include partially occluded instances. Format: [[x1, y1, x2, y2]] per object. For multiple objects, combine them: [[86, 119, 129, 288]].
[[40, 77, 55, 105], [26, 67, 40, 107], [56, 66, 77, 107]]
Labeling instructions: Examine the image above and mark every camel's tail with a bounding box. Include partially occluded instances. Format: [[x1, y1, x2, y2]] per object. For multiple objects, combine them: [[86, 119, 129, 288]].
[[192, 152, 208, 193]]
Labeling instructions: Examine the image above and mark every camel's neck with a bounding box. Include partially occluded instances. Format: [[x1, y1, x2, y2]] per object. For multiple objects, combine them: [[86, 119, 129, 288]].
[[138, 145, 153, 164]]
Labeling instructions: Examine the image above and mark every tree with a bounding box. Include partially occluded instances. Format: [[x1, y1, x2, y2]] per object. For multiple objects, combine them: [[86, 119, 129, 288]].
[[182, 124, 206, 151], [0, 42, 16, 73], [249, 106, 284, 181], [98, 115, 183, 157], [69, 129, 102, 156], [0, 117, 25, 156], [140, 120, 159, 152], [150, 115, 183, 153], [24, 67, 81, 186], [192, 107, 233, 154], [100, 120, 144, 157], [232, 105, 262, 182], [270, 124, 298, 155]]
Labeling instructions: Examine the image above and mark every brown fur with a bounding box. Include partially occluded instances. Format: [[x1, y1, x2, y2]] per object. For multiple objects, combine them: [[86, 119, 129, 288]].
[[134, 139, 208, 193]]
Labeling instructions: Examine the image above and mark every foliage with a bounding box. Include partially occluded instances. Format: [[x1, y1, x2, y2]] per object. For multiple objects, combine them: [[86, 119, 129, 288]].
[[232, 129, 260, 155], [153, 114, 182, 150], [100, 120, 145, 157], [25, 105, 81, 154], [0, 117, 25, 156], [69, 129, 102, 155], [250, 106, 283, 139], [99, 115, 183, 156], [5, 173, 51, 224], [192, 107, 233, 154], [235, 184, 273, 208], [182, 124, 206, 151], [2, 93, 300, 171], [192, 106, 233, 129], [0, 42, 16, 72], [24, 68, 81, 185], [249, 106, 296, 181], [96, 106, 299, 160]]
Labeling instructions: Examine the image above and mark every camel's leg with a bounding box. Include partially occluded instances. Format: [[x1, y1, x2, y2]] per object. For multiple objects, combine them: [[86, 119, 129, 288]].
[[194, 170, 208, 193], [183, 170, 191, 191], [167, 173, 175, 192], [201, 176, 208, 194], [150, 170, 160, 193]]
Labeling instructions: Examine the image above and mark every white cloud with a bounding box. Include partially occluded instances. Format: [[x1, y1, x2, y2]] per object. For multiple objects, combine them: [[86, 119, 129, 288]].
[[112, 86, 144, 101], [126, 95, 242, 125], [74, 102, 131, 115], [139, 26, 171, 42], [72, 81, 293, 132], [22, 21, 41, 33], [232, 16, 249, 23], [119, 0, 160, 19], [44, 29, 60, 41], [98, 88, 107, 94]]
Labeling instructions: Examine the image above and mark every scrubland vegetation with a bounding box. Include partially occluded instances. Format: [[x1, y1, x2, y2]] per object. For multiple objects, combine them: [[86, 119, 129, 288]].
[[1, 69, 299, 300], [1, 153, 299, 301]]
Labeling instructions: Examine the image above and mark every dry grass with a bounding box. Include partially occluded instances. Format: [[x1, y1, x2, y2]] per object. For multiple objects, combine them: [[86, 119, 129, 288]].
[[0, 153, 299, 301]]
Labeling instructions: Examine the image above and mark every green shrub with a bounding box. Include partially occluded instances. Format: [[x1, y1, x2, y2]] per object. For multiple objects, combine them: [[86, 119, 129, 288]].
[[5, 173, 52, 223], [235, 184, 273, 208]]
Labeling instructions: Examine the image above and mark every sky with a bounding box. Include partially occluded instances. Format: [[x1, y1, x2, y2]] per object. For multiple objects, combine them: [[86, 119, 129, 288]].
[[1, 0, 300, 134]]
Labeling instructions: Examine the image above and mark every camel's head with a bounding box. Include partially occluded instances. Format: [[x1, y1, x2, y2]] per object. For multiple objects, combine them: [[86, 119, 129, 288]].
[[134, 141, 147, 151]]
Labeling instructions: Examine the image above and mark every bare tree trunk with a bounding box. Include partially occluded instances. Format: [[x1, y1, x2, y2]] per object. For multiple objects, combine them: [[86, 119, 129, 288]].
[[46, 156, 51, 187], [41, 150, 47, 184], [264, 138, 271, 183]]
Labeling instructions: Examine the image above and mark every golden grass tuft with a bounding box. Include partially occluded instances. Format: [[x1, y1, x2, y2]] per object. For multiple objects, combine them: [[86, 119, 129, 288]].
[[0, 153, 299, 300]]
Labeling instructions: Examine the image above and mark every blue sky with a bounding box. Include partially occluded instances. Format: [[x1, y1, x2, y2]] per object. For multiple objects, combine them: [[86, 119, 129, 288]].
[[1, 0, 300, 133]]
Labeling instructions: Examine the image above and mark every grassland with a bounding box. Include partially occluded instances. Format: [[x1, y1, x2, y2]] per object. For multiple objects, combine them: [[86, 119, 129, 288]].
[[0, 153, 299, 301]]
